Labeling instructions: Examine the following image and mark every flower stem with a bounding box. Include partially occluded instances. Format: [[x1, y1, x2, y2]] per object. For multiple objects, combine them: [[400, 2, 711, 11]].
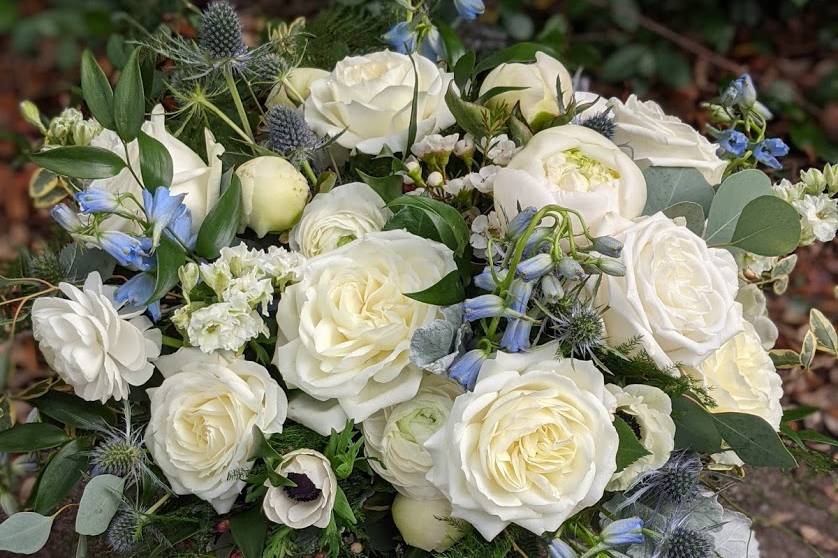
[[223, 66, 254, 141]]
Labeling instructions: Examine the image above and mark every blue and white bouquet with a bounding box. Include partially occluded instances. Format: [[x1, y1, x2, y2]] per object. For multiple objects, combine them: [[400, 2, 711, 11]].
[[3, 1, 836, 557]]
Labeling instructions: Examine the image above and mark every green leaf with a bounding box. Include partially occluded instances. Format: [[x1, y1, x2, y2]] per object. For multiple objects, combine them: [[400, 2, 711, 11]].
[[727, 196, 801, 255], [386, 195, 470, 257], [30, 391, 115, 429], [662, 201, 705, 236], [137, 131, 173, 191], [444, 84, 490, 138], [357, 170, 403, 203], [230, 506, 266, 558], [30, 146, 126, 179], [195, 172, 242, 259], [795, 429, 838, 447], [453, 51, 476, 91], [475, 43, 556, 74], [809, 308, 837, 354], [145, 236, 185, 304], [600, 44, 651, 82], [782, 405, 819, 423], [0, 512, 54, 554], [75, 474, 125, 536], [642, 166, 715, 215], [671, 396, 722, 453], [477, 86, 529, 105], [80, 50, 114, 131], [436, 21, 464, 68], [614, 416, 651, 472], [76, 534, 88, 558], [405, 55, 419, 155], [33, 437, 92, 514], [112, 48, 145, 142], [799, 330, 817, 368], [333, 486, 356, 525], [769, 349, 801, 369], [710, 412, 796, 469], [704, 169, 772, 246], [0, 423, 69, 453], [405, 270, 465, 306]]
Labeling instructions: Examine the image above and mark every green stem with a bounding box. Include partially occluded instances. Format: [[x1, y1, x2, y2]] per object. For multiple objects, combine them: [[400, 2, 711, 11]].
[[223, 66, 254, 141], [301, 159, 318, 185], [161, 335, 184, 348], [199, 98, 254, 145]]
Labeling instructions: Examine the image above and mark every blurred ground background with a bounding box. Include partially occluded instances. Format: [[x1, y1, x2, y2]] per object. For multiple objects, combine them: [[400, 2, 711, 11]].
[[0, 0, 835, 556]]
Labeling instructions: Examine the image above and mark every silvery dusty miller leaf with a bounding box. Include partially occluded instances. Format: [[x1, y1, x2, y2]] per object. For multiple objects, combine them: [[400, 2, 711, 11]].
[[409, 304, 472, 374]]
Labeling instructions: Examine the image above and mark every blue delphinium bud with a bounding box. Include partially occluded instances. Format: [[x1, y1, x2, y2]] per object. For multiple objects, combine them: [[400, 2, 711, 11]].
[[716, 129, 748, 157], [464, 294, 507, 321], [448, 348, 487, 390], [418, 25, 445, 62], [454, 0, 485, 21], [500, 318, 532, 352], [99, 231, 153, 271], [548, 539, 578, 558], [516, 253, 554, 281], [596, 257, 626, 277], [557, 257, 585, 281], [51, 203, 83, 232], [506, 207, 537, 239], [753, 138, 789, 170], [592, 236, 623, 258], [506, 278, 533, 314], [75, 189, 121, 214], [540, 275, 564, 302], [142, 187, 191, 248], [474, 267, 507, 291], [115, 273, 160, 321], [601, 517, 644, 547], [721, 74, 757, 107], [384, 21, 417, 53]]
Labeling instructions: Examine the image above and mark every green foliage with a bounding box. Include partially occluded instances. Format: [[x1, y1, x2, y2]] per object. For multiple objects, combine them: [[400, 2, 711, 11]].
[[268, 423, 329, 456], [301, 5, 396, 70], [615, 415, 652, 472], [195, 171, 242, 259], [0, 512, 54, 554]]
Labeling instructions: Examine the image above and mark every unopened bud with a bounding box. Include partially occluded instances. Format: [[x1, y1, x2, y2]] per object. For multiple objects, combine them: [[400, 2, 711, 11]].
[[427, 171, 443, 187], [557, 257, 585, 281], [597, 257, 626, 277], [19, 101, 45, 133], [540, 275, 564, 302], [592, 235, 623, 258]]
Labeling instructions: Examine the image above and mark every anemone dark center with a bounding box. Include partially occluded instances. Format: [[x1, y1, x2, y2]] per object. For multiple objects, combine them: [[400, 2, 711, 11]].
[[283, 472, 321, 502]]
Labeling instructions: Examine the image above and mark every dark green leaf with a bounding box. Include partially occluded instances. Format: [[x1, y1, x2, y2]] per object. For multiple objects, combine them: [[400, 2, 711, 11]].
[[195, 172, 242, 259], [33, 437, 92, 514], [436, 21, 464, 68], [453, 51, 476, 92], [230, 506, 266, 558], [662, 201, 705, 236], [614, 416, 651, 472], [405, 270, 465, 306], [710, 412, 796, 468], [357, 170, 403, 203], [137, 131, 173, 191], [30, 391, 115, 429], [728, 196, 801, 255], [671, 396, 722, 454], [113, 48, 145, 142], [30, 146, 126, 179], [795, 429, 838, 447], [386, 195, 470, 257], [445, 84, 490, 138], [477, 86, 529, 105], [704, 169, 772, 246], [146, 236, 185, 304], [405, 56, 420, 156], [508, 114, 533, 145], [80, 50, 114, 130], [782, 405, 819, 423], [642, 166, 715, 215], [0, 423, 69, 453], [475, 43, 557, 74], [333, 486, 356, 525]]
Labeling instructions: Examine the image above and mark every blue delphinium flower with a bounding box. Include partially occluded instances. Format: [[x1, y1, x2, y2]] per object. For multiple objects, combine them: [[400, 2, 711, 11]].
[[384, 21, 417, 54], [721, 74, 756, 108], [115, 273, 160, 321], [454, 0, 485, 21], [548, 539, 578, 558], [418, 25, 444, 61], [601, 517, 644, 547], [753, 138, 789, 169], [51, 203, 84, 232], [448, 348, 487, 390], [142, 187, 193, 248], [716, 129, 748, 157], [464, 294, 508, 321], [76, 189, 122, 214], [99, 231, 153, 271]]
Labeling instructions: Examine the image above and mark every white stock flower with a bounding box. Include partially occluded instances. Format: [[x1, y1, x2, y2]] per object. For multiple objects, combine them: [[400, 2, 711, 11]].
[[478, 51, 574, 124], [425, 342, 619, 540], [273, 229, 458, 422], [362, 374, 462, 499], [610, 95, 727, 185], [792, 193, 838, 244], [186, 301, 268, 353], [31, 272, 161, 403], [595, 213, 743, 368], [290, 182, 392, 257], [145, 348, 287, 513], [493, 124, 646, 234], [304, 51, 454, 154], [606, 384, 676, 491], [262, 449, 336, 529]]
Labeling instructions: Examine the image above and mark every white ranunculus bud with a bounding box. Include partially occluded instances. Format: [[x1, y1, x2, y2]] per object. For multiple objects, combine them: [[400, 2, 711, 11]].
[[262, 449, 336, 529], [236, 156, 310, 237], [391, 495, 466, 552], [479, 51, 574, 124], [267, 67, 330, 107]]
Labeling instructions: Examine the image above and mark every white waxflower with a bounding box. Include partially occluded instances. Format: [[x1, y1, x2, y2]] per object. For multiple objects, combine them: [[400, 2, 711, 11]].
[[453, 134, 474, 157], [186, 301, 268, 353], [290, 182, 392, 257], [262, 449, 336, 529], [362, 374, 462, 499], [736, 284, 778, 350], [411, 133, 459, 160], [427, 171, 444, 187], [486, 134, 519, 165], [469, 165, 501, 194], [31, 272, 161, 403], [443, 177, 471, 197], [606, 384, 676, 491], [469, 210, 502, 253], [792, 193, 838, 244], [145, 348, 287, 513]]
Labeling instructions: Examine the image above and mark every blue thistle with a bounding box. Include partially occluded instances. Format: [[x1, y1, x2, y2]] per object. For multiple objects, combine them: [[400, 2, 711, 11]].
[[663, 526, 714, 558], [90, 433, 145, 479], [106, 507, 143, 555], [579, 111, 616, 139], [551, 301, 604, 358], [622, 451, 702, 512], [199, 1, 246, 60], [265, 105, 320, 161]]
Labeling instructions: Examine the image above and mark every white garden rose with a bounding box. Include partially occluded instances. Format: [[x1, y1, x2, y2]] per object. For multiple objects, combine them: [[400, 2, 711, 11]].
[[273, 229, 458, 421], [478, 51, 574, 124], [425, 342, 619, 540], [262, 449, 336, 529], [595, 213, 744, 368], [267, 67, 330, 107], [606, 384, 676, 491], [31, 272, 161, 403], [687, 323, 783, 430], [90, 104, 224, 233], [304, 50, 455, 154], [145, 348, 287, 513], [610, 95, 728, 185], [290, 182, 392, 257], [236, 156, 310, 237], [391, 495, 466, 552], [362, 374, 462, 499], [493, 124, 646, 235]]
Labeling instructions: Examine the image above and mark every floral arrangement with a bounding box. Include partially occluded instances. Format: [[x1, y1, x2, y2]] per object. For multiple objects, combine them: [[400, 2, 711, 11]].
[[2, 1, 837, 557]]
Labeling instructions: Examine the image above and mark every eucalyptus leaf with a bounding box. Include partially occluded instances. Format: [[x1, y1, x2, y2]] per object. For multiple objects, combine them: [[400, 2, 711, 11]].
[[137, 131, 173, 191], [33, 437, 92, 514], [662, 201, 705, 236], [0, 512, 54, 554], [642, 166, 714, 215], [80, 50, 115, 131], [405, 270, 465, 306], [75, 474, 125, 536], [727, 196, 800, 255], [710, 412, 796, 469], [195, 172, 242, 259], [59, 244, 115, 282], [614, 416, 651, 472], [113, 48, 145, 142], [0, 423, 69, 453], [704, 169, 772, 246], [31, 146, 126, 179], [671, 396, 722, 454]]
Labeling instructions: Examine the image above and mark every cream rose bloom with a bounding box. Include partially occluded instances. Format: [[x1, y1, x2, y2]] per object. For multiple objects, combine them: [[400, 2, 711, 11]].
[[687, 323, 783, 430], [286, 392, 349, 437], [493, 124, 646, 234], [304, 51, 454, 154], [596, 213, 744, 369], [606, 384, 676, 491], [391, 495, 466, 552], [267, 67, 330, 107], [290, 182, 392, 257], [425, 342, 619, 539], [31, 272, 161, 403], [145, 348, 287, 513], [610, 95, 728, 185], [478, 51, 574, 124], [236, 156, 310, 238], [273, 229, 458, 422], [262, 449, 336, 529], [362, 374, 462, 499]]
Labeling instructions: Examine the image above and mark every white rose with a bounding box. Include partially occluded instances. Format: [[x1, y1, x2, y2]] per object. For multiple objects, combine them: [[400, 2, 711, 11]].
[[595, 213, 744, 368], [89, 104, 224, 232], [425, 342, 619, 540], [267, 67, 330, 107], [237, 156, 310, 238], [736, 284, 778, 349], [273, 229, 457, 422], [391, 495, 466, 552], [478, 51, 574, 124], [262, 449, 336, 529], [610, 95, 728, 185], [31, 272, 161, 403], [362, 374, 462, 499], [286, 392, 349, 436], [304, 51, 454, 155], [145, 348, 287, 513], [289, 182, 392, 257], [687, 323, 783, 430], [606, 384, 676, 491]]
